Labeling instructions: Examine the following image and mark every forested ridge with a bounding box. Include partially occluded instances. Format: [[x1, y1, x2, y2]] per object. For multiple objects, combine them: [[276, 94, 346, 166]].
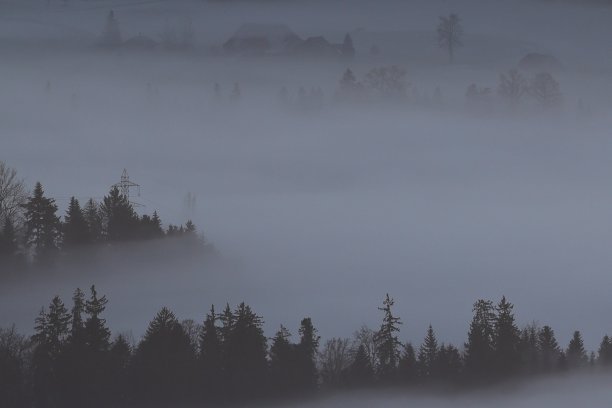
[[1, 291, 611, 407]]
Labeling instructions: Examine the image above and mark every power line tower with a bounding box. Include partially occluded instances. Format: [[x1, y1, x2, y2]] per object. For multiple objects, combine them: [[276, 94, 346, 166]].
[[113, 169, 143, 207]]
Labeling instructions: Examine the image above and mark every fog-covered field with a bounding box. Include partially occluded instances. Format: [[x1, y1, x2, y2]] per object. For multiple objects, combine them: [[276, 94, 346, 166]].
[[2, 0, 612, 356]]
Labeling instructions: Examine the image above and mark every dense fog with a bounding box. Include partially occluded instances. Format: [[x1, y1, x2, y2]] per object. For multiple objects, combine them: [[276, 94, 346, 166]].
[[3, 0, 612, 357]]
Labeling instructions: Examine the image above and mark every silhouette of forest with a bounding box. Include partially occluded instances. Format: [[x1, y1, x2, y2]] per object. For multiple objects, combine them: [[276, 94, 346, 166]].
[[0, 164, 214, 281], [1, 290, 611, 407]]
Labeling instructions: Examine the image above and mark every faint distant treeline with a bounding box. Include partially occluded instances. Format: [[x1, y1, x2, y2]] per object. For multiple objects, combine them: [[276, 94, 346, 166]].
[[0, 162, 214, 276], [1, 291, 611, 407]]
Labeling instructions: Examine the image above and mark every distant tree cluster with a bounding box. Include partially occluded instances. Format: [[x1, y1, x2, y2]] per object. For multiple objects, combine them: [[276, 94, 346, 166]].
[[1, 291, 611, 407], [0, 162, 212, 276], [467, 69, 563, 113], [335, 66, 409, 104]]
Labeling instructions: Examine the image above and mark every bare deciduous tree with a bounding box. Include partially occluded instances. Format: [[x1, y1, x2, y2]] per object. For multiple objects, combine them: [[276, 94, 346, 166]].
[[318, 337, 351, 387], [498, 69, 527, 109], [0, 161, 26, 226], [363, 65, 408, 101], [437, 14, 464, 64]]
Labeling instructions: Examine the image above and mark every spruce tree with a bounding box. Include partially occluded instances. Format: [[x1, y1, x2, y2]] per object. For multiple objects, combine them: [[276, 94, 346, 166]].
[[198, 305, 223, 399], [269, 325, 295, 395], [374, 294, 402, 381], [566, 330, 588, 369], [83, 198, 103, 243], [538, 325, 560, 372], [132, 307, 196, 404], [296, 317, 319, 392], [417, 325, 439, 379], [464, 299, 496, 379], [64, 197, 89, 249], [23, 182, 61, 265], [597, 335, 612, 367], [84, 285, 110, 352], [493, 296, 520, 376], [436, 344, 462, 381], [101, 187, 139, 242]]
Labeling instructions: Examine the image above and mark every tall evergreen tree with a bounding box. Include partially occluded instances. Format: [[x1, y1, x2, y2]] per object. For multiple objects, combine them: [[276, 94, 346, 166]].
[[436, 344, 462, 381], [296, 317, 319, 392], [566, 330, 588, 369], [464, 299, 496, 379], [417, 325, 439, 379], [132, 307, 196, 404], [84, 285, 110, 352], [224, 302, 268, 399], [269, 325, 295, 395], [538, 325, 560, 372], [597, 335, 612, 367], [100, 187, 140, 242], [374, 294, 402, 381], [23, 182, 61, 265], [198, 305, 223, 399], [63, 197, 89, 248], [493, 296, 520, 376], [83, 198, 102, 243]]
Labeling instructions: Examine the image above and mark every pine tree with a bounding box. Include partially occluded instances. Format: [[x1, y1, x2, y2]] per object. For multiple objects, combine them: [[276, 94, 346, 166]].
[[224, 302, 268, 399], [84, 285, 110, 352], [23, 182, 61, 265], [63, 197, 89, 248], [198, 305, 223, 399], [436, 344, 462, 381], [269, 325, 295, 395], [417, 325, 439, 379], [84, 198, 103, 243], [132, 307, 196, 404], [296, 317, 319, 392], [597, 335, 612, 367], [538, 325, 560, 372], [464, 299, 496, 379], [70, 288, 86, 344], [493, 296, 520, 376], [519, 323, 540, 374], [100, 187, 139, 242], [374, 294, 402, 381], [566, 330, 587, 369]]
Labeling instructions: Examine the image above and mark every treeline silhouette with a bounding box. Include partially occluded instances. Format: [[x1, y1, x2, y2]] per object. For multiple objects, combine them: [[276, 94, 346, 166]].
[[1, 291, 612, 407], [0, 179, 213, 276]]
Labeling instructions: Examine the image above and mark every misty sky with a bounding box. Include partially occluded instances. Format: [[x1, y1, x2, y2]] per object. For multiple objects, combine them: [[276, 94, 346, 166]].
[[2, 0, 612, 355]]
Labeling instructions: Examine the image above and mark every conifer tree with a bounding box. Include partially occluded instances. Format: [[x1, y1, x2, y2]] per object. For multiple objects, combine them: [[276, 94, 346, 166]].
[[224, 302, 268, 398], [269, 325, 295, 395], [597, 335, 612, 366], [493, 296, 520, 376], [84, 285, 110, 352], [83, 198, 103, 243], [198, 305, 223, 399], [436, 344, 462, 381], [23, 182, 61, 265], [417, 325, 439, 379], [132, 307, 196, 404], [63, 197, 89, 248], [464, 299, 496, 379], [296, 317, 319, 391], [566, 330, 588, 369], [518, 323, 539, 374], [101, 187, 139, 241], [0, 218, 20, 270], [374, 294, 402, 380], [538, 325, 560, 372]]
